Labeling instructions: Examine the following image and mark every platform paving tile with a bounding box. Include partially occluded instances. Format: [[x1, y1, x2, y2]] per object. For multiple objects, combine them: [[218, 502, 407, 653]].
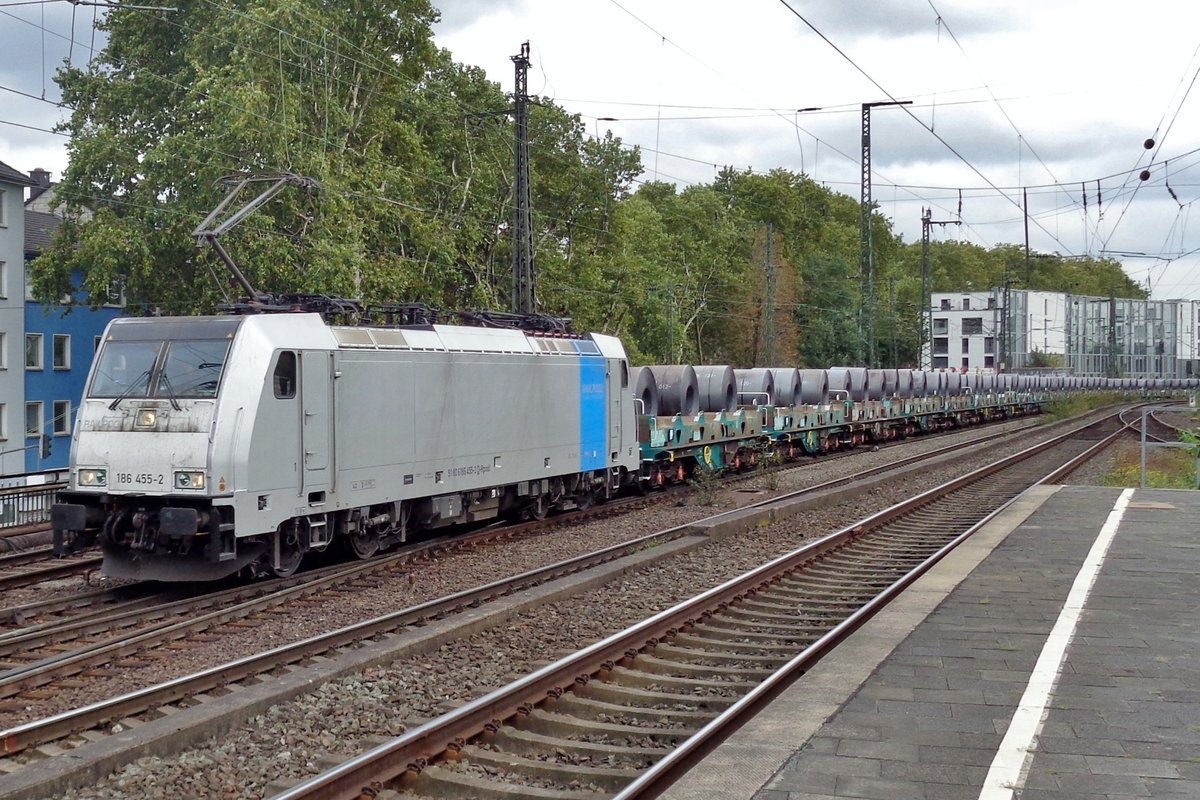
[[832, 775, 926, 799], [1034, 734, 1127, 757], [877, 759, 987, 785], [1020, 489, 1200, 800], [834, 739, 919, 762], [1144, 778, 1200, 797]]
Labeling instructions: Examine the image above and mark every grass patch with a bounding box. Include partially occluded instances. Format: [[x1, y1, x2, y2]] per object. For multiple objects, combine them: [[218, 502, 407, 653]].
[[1038, 392, 1124, 423], [1102, 445, 1197, 488]]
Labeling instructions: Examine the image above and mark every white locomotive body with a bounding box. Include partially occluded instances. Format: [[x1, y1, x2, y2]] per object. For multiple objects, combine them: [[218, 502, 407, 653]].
[[53, 314, 639, 581]]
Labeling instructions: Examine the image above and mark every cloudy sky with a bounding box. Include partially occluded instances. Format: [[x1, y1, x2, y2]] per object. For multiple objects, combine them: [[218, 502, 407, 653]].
[[4, 1, 1200, 299]]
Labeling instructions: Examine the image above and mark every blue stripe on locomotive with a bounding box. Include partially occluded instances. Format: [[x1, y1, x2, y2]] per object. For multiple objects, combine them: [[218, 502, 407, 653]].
[[577, 346, 608, 471]]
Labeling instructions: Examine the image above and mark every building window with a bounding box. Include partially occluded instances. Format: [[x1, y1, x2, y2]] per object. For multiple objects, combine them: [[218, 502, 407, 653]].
[[933, 318, 948, 334], [0, 261, 6, 299], [962, 318, 984, 335], [52, 334, 70, 369], [987, 297, 996, 309], [940, 299, 951, 310], [25, 402, 42, 437], [0, 404, 6, 440], [984, 337, 994, 353], [0, 188, 6, 226], [962, 338, 970, 354], [932, 356, 948, 368], [25, 334, 43, 369], [106, 277, 126, 306], [962, 357, 970, 370], [933, 337, 948, 355], [53, 400, 70, 435], [985, 355, 995, 368], [962, 298, 971, 310], [0, 331, 6, 369]]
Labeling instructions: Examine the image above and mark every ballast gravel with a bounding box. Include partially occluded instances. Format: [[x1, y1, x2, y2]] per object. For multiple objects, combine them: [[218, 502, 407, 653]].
[[40, 414, 1085, 800]]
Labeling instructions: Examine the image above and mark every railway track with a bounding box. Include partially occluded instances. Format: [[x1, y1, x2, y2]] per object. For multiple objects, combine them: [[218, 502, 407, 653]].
[[0, 552, 103, 593], [269, 412, 1124, 800], [0, 412, 1052, 764], [1118, 403, 1190, 442]]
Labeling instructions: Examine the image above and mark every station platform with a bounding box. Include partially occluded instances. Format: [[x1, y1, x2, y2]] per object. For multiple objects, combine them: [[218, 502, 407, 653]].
[[662, 484, 1200, 800]]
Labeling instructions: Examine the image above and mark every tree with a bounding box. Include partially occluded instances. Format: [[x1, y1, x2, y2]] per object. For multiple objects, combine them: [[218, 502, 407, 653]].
[[31, 4, 644, 320]]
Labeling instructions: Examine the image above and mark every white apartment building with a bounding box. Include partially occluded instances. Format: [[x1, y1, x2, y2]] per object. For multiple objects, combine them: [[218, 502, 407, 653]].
[[927, 291, 1002, 372], [924, 288, 1200, 378]]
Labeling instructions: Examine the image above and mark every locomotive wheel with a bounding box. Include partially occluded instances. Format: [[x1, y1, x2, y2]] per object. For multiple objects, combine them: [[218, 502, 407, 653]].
[[575, 489, 595, 511], [272, 527, 305, 578], [526, 495, 550, 520], [346, 529, 380, 560]]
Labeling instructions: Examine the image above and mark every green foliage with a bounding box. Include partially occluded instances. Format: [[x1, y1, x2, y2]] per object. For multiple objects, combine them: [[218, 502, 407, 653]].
[[1027, 348, 1066, 369]]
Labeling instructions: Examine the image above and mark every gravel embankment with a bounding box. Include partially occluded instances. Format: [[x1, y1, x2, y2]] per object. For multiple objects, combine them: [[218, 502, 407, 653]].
[[51, 414, 1091, 800]]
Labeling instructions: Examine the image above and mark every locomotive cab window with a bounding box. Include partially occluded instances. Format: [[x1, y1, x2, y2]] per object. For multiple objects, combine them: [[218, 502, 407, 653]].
[[273, 352, 296, 399], [90, 338, 231, 399]]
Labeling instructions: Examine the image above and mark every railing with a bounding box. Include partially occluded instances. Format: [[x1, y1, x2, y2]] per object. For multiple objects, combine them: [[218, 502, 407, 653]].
[[0, 475, 67, 532]]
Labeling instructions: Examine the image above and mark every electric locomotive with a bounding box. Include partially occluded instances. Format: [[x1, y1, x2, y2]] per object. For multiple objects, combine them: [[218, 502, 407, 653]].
[[52, 313, 638, 581]]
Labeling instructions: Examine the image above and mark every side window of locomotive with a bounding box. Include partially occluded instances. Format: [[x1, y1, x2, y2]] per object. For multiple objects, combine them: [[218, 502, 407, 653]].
[[273, 351, 296, 399], [620, 361, 629, 388]]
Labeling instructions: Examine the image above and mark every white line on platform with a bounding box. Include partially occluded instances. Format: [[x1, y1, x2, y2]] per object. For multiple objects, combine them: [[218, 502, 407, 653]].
[[977, 487, 1134, 800]]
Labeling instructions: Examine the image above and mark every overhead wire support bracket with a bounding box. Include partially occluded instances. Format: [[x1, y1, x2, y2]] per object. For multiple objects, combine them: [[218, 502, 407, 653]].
[[193, 172, 320, 304]]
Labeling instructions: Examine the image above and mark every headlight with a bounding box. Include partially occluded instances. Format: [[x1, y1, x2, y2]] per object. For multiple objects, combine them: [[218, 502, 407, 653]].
[[174, 471, 206, 490], [79, 469, 107, 487], [136, 409, 158, 427]]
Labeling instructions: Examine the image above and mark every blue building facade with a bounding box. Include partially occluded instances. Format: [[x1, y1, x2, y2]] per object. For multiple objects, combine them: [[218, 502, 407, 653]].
[[23, 279, 122, 472]]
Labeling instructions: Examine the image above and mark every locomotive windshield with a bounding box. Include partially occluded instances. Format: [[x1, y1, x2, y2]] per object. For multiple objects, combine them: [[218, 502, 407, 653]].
[[91, 339, 231, 400]]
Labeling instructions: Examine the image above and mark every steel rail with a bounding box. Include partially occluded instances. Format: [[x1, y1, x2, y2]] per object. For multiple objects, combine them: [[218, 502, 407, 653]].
[[0, 554, 103, 592], [1041, 404, 1159, 483], [269, 412, 1118, 800]]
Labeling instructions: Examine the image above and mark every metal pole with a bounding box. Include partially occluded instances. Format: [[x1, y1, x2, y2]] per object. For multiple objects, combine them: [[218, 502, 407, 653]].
[[1023, 187, 1031, 286], [1140, 407, 1148, 488], [859, 104, 872, 366], [857, 99, 913, 368], [511, 42, 535, 315], [921, 207, 931, 369], [762, 223, 776, 366]]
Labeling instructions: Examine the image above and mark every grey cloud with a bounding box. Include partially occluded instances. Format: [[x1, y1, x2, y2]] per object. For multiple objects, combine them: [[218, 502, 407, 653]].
[[433, 0, 524, 34], [795, 0, 1018, 39], [0, 4, 104, 95]]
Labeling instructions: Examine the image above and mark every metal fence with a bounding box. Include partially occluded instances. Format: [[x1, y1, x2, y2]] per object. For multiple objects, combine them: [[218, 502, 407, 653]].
[[0, 481, 65, 530]]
